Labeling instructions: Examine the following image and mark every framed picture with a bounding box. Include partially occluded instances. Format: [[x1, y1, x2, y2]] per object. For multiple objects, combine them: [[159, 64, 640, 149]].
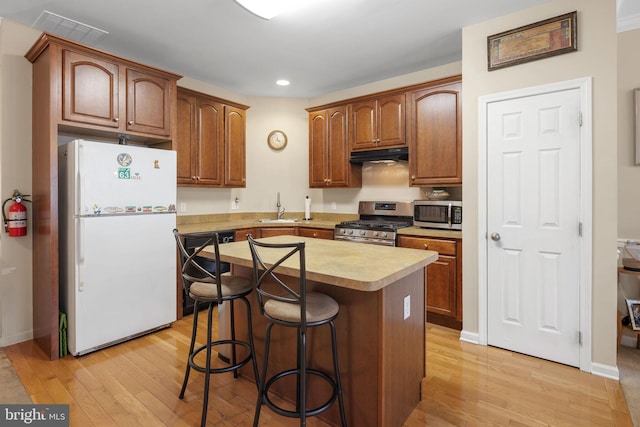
[[627, 299, 640, 331], [487, 11, 577, 71], [634, 89, 640, 165]]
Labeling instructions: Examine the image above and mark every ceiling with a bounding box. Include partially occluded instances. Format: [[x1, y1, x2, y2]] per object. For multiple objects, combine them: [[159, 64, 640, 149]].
[[0, 0, 637, 98]]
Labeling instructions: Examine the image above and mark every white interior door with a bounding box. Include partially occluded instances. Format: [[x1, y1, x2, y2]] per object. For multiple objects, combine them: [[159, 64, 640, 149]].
[[486, 87, 582, 367]]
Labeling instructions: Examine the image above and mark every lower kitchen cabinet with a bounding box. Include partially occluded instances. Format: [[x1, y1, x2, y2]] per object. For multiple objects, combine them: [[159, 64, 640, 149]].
[[398, 235, 462, 330], [259, 227, 297, 238], [234, 228, 257, 240], [298, 227, 334, 240]]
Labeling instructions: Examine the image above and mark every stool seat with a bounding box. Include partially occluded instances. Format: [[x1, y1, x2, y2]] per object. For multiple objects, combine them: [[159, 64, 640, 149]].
[[189, 275, 253, 301], [264, 292, 339, 323]]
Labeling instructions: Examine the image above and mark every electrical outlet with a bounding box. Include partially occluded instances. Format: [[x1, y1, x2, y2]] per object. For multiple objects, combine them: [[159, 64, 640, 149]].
[[331, 202, 337, 210], [180, 202, 187, 212], [231, 198, 240, 210], [403, 295, 410, 320]]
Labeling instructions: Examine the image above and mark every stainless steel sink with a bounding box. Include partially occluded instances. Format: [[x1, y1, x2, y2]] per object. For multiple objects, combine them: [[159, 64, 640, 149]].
[[258, 218, 299, 223]]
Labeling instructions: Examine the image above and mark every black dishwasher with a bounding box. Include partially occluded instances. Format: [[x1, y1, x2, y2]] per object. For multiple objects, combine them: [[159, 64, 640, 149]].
[[182, 229, 236, 315]]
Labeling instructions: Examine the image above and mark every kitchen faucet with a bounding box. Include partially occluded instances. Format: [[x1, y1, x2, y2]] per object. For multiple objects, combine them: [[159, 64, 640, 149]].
[[276, 192, 285, 220]]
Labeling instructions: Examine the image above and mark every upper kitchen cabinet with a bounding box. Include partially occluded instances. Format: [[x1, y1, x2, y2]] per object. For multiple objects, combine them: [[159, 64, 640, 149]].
[[350, 93, 406, 151], [308, 106, 361, 188], [407, 76, 462, 186], [26, 33, 180, 142], [175, 87, 248, 188]]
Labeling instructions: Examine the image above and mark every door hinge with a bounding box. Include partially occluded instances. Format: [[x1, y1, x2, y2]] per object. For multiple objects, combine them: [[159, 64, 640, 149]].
[[578, 331, 582, 345], [579, 111, 583, 127], [578, 222, 583, 237]]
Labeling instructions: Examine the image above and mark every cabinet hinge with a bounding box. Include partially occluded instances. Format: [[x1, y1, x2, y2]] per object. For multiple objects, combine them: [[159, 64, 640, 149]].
[[578, 222, 583, 237], [578, 331, 583, 345], [579, 111, 583, 127]]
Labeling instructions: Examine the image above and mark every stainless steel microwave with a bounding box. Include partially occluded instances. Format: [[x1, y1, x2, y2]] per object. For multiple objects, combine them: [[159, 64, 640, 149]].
[[413, 200, 462, 230]]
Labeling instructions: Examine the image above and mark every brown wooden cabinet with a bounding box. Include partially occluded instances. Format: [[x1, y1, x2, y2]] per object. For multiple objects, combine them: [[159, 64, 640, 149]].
[[407, 76, 462, 186], [308, 106, 361, 188], [398, 235, 462, 330], [25, 33, 181, 359], [61, 47, 174, 138], [175, 87, 248, 187], [259, 227, 297, 238], [234, 228, 257, 241], [298, 227, 334, 240], [350, 93, 406, 151]]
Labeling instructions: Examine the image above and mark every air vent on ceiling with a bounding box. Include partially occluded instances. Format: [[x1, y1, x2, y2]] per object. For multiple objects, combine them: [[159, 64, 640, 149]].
[[33, 10, 108, 45]]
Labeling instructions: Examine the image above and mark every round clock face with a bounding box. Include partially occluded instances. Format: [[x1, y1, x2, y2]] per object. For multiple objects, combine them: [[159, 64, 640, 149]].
[[268, 130, 287, 150]]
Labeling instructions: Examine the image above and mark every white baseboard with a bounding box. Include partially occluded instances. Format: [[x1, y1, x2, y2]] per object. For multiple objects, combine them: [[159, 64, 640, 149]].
[[0, 330, 33, 347], [459, 329, 479, 344], [590, 362, 620, 381]]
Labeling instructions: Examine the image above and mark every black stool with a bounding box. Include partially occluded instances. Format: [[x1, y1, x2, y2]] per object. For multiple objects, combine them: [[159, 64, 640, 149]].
[[174, 229, 259, 427], [247, 235, 347, 426]]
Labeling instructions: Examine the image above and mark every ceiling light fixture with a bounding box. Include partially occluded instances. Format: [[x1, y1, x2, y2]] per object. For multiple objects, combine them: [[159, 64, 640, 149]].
[[234, 0, 316, 20], [276, 79, 290, 86]]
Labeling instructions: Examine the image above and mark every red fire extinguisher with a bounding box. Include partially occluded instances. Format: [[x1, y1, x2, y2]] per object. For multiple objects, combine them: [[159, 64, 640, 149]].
[[3, 190, 31, 237]]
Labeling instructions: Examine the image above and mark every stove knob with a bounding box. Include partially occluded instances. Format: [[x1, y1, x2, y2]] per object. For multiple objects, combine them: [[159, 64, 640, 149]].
[[360, 230, 366, 236], [372, 231, 378, 237], [347, 229, 353, 235], [381, 232, 387, 238]]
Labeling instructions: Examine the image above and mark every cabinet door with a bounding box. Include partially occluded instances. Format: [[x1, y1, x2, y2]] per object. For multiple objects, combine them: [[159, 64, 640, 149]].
[[62, 49, 119, 128], [309, 111, 328, 187], [350, 100, 377, 150], [197, 98, 224, 186], [224, 106, 246, 187], [126, 68, 172, 136], [234, 228, 257, 241], [426, 255, 457, 319], [327, 106, 350, 187], [298, 228, 334, 240], [377, 93, 406, 148], [176, 92, 197, 185], [408, 81, 462, 186]]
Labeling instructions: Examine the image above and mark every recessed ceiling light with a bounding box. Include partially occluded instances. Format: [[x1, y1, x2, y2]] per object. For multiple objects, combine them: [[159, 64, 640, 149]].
[[276, 79, 290, 86]]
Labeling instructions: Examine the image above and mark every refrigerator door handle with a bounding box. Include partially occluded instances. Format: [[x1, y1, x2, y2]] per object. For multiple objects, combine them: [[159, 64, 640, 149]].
[[77, 218, 84, 292]]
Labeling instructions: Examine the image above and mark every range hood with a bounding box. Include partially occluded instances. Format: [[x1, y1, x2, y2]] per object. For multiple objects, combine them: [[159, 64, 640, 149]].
[[349, 147, 409, 165]]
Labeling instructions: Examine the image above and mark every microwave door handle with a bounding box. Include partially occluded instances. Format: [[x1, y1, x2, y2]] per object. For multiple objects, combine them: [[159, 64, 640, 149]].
[[448, 203, 452, 228]]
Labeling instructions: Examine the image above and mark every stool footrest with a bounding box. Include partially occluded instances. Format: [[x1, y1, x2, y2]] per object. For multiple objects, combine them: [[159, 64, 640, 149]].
[[263, 368, 338, 419], [189, 339, 253, 374]]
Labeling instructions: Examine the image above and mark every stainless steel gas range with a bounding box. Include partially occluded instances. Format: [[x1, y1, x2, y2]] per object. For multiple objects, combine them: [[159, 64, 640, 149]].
[[334, 201, 413, 246]]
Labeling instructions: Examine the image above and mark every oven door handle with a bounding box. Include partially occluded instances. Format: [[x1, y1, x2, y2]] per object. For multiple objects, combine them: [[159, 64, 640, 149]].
[[448, 203, 452, 228]]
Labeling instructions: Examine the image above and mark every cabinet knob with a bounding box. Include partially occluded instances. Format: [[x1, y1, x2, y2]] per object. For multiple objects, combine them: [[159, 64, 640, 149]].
[[423, 243, 429, 249], [128, 120, 134, 125], [313, 233, 317, 237], [192, 176, 197, 180], [411, 175, 415, 180], [113, 117, 119, 122]]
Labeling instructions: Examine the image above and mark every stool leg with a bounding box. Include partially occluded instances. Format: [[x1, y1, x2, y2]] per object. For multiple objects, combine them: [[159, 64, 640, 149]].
[[253, 322, 274, 427], [180, 299, 200, 399], [200, 302, 215, 427], [299, 327, 307, 426], [242, 296, 260, 389], [329, 320, 347, 427], [230, 300, 238, 378]]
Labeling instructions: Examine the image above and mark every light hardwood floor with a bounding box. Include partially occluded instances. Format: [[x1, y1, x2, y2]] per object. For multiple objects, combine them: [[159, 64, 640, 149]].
[[3, 312, 634, 426]]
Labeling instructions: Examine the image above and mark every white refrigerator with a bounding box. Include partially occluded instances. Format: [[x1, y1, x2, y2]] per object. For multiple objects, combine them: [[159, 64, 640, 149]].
[[59, 139, 177, 356]]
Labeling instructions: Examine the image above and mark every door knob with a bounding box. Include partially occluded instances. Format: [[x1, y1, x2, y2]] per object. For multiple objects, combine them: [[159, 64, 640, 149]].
[[490, 232, 501, 241]]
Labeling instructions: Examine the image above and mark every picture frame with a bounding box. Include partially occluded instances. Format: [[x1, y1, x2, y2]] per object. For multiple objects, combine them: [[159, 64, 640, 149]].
[[627, 299, 640, 331], [634, 89, 640, 165], [487, 11, 577, 71]]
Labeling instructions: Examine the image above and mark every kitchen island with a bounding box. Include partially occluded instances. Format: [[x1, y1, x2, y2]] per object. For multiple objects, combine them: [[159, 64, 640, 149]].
[[207, 235, 437, 427]]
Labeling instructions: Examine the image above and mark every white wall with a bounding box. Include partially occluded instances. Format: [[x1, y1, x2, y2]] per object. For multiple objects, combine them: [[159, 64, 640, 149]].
[[461, 0, 618, 368], [0, 19, 39, 346]]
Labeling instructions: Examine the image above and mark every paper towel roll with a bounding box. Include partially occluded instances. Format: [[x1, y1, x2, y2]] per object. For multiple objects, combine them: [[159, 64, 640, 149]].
[[304, 196, 311, 220]]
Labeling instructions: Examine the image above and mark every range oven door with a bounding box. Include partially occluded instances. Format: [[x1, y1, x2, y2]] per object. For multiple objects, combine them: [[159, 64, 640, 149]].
[[333, 233, 396, 246]]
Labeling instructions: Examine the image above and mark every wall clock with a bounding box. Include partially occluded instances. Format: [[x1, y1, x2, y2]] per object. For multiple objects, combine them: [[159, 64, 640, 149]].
[[267, 130, 288, 150]]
